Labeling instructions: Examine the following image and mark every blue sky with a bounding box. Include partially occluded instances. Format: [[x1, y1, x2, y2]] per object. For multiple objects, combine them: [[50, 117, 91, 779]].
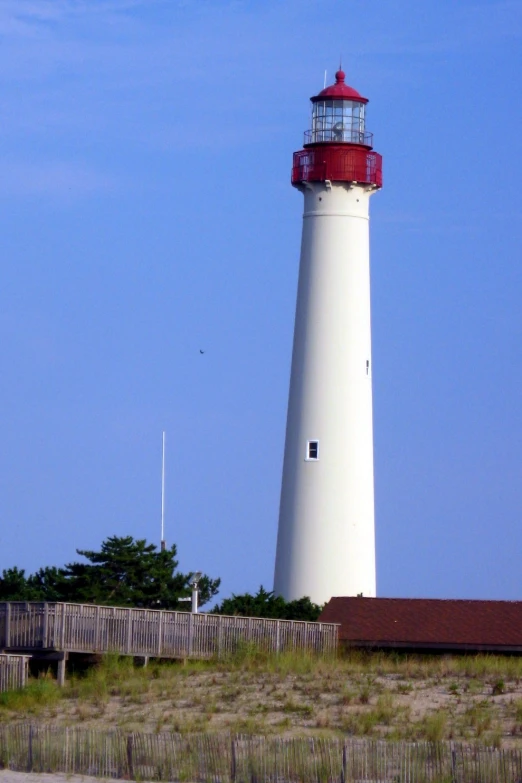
[[0, 0, 521, 603]]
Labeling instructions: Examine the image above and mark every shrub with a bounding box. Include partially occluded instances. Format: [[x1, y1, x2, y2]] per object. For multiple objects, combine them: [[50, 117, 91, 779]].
[[492, 679, 505, 696], [423, 711, 448, 742]]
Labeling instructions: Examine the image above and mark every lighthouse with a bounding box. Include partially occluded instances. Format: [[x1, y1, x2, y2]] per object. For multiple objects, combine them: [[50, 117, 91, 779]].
[[274, 69, 382, 605]]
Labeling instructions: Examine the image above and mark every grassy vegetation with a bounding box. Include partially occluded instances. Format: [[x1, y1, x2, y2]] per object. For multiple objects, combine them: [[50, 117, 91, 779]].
[[2, 649, 522, 747]]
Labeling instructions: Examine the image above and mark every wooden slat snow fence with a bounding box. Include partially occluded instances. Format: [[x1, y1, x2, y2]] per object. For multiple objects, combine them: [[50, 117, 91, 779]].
[[0, 602, 338, 659], [0, 655, 29, 692], [1, 724, 522, 782]]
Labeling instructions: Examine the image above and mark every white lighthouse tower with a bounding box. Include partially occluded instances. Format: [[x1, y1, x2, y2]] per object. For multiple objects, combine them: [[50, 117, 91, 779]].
[[274, 69, 382, 605]]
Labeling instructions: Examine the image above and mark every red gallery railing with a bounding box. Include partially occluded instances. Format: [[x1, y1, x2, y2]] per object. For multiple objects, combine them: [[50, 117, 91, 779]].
[[292, 147, 382, 187]]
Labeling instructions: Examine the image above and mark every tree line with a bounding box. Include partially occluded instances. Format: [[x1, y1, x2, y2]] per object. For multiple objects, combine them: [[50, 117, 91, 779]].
[[0, 535, 322, 620]]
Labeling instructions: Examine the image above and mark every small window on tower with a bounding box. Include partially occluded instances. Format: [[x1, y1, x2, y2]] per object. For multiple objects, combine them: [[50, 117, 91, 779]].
[[306, 440, 319, 461]]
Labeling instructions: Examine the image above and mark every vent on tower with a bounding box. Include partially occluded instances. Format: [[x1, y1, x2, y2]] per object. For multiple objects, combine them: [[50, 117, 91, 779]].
[[306, 440, 319, 461]]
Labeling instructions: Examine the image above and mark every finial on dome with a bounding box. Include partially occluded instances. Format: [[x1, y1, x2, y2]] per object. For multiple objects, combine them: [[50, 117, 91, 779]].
[[335, 69, 346, 84]]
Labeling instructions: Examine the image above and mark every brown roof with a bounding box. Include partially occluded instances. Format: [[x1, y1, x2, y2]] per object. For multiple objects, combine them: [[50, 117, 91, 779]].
[[319, 597, 522, 650]]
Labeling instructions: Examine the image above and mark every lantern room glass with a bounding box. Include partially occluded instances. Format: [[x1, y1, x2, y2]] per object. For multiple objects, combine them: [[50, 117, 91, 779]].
[[311, 100, 366, 144]]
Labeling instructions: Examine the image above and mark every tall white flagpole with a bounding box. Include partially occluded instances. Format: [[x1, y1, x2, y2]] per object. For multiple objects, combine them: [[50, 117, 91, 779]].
[[161, 431, 166, 551]]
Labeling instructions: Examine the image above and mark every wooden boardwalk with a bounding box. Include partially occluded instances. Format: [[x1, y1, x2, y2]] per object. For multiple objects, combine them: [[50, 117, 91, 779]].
[[0, 602, 338, 662], [0, 654, 29, 693]]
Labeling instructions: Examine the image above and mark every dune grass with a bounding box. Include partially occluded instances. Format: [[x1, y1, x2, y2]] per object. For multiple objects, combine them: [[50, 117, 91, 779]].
[[1, 649, 522, 747]]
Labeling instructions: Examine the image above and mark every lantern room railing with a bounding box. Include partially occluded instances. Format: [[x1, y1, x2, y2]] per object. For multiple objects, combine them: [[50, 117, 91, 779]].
[[304, 129, 373, 147], [292, 147, 382, 187]]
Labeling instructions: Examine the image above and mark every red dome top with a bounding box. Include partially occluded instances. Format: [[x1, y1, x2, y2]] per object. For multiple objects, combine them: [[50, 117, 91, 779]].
[[312, 70, 368, 104]]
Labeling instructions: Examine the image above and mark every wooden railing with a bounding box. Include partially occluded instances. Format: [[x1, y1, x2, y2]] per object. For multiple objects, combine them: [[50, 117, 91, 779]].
[[0, 654, 29, 692], [0, 602, 338, 659], [1, 724, 522, 782]]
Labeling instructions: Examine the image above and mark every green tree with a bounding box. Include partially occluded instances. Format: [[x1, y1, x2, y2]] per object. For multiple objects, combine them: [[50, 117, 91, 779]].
[[0, 566, 37, 600], [212, 585, 322, 621], [0, 535, 220, 609], [27, 566, 70, 602], [63, 534, 220, 609]]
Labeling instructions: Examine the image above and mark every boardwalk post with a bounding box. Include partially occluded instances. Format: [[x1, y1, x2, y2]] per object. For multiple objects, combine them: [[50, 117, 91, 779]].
[[341, 742, 347, 783], [126, 609, 132, 655], [94, 605, 100, 650], [157, 612, 163, 656], [42, 603, 49, 648], [217, 615, 223, 657], [57, 652, 67, 687], [20, 655, 27, 688], [59, 604, 66, 649], [5, 603, 11, 648], [276, 621, 281, 654]]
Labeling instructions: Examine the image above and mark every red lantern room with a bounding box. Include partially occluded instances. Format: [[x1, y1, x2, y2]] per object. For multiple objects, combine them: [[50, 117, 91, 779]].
[[292, 70, 382, 188]]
